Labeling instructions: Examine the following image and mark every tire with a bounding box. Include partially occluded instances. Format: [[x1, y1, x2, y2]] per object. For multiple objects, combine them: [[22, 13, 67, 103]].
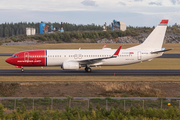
[[85, 67, 91, 72], [87, 68, 91, 72]]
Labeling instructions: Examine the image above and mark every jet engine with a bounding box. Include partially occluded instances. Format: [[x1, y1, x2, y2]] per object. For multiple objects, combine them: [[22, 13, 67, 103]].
[[62, 61, 80, 70]]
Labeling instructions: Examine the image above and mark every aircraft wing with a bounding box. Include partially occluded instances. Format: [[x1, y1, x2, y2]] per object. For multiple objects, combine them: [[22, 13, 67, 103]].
[[76, 46, 122, 65]]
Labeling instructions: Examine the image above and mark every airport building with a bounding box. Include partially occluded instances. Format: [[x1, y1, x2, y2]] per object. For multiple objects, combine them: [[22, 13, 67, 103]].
[[26, 28, 36, 36], [112, 20, 126, 31]]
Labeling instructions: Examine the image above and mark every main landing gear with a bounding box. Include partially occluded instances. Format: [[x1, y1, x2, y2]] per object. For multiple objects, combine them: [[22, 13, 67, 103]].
[[21, 68, 24, 72], [85, 67, 91, 72]]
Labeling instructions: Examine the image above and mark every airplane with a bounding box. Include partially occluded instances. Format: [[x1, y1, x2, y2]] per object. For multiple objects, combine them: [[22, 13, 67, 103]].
[[6, 20, 171, 72]]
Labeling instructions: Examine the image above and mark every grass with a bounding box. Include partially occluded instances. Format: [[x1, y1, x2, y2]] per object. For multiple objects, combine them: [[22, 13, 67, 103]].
[[0, 76, 180, 82], [0, 43, 180, 53], [0, 83, 19, 97]]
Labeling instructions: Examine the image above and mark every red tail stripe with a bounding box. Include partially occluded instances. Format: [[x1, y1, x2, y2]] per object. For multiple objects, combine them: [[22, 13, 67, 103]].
[[160, 20, 168, 25]]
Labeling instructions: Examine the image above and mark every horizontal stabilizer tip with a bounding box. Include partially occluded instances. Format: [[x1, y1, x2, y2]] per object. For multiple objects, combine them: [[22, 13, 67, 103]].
[[151, 49, 172, 54], [160, 20, 168, 25]]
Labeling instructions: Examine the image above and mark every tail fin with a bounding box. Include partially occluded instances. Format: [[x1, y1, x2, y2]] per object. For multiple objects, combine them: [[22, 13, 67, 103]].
[[128, 20, 168, 50]]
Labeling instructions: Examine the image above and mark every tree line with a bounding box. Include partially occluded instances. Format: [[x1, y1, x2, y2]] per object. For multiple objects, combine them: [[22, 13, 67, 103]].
[[0, 21, 158, 38], [8, 30, 138, 43], [1, 22, 180, 44], [0, 22, 103, 38]]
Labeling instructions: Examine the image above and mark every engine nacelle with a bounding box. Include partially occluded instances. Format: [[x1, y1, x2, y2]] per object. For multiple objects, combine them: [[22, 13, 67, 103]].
[[62, 61, 80, 70]]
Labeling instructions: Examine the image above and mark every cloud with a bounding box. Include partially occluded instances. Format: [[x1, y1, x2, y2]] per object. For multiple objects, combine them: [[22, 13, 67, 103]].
[[149, 2, 162, 6], [119, 2, 126, 5], [1, 0, 180, 27], [81, 0, 97, 6], [134, 0, 143, 1], [171, 0, 176, 5]]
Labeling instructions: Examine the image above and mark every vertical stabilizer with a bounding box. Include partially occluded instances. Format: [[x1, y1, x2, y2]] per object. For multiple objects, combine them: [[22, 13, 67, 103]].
[[128, 20, 168, 50]]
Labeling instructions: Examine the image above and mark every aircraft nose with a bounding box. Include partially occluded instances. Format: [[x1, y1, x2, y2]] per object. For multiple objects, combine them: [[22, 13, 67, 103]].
[[5, 57, 12, 64]]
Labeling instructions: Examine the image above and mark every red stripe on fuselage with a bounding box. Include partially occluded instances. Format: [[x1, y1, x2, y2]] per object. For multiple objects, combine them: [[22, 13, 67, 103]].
[[6, 50, 46, 66]]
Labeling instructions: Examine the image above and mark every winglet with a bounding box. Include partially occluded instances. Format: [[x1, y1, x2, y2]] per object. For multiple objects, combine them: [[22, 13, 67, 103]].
[[113, 46, 122, 56], [102, 44, 107, 49]]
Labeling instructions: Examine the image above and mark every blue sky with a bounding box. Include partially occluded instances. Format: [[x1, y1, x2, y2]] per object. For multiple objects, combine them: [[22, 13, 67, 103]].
[[0, 0, 180, 26]]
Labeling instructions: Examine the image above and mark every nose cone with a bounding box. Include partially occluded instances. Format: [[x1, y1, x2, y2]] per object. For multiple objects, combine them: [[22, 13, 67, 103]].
[[5, 57, 12, 64]]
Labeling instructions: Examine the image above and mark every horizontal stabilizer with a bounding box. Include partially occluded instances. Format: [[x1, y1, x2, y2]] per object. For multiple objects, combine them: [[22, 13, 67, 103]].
[[151, 49, 172, 54]]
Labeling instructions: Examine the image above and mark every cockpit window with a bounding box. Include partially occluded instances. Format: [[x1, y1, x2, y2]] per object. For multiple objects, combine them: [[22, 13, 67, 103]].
[[12, 55, 19, 57]]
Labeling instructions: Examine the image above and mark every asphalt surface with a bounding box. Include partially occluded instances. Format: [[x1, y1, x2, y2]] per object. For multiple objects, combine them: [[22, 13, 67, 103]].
[[158, 54, 180, 58], [0, 70, 180, 76], [1, 53, 180, 58], [0, 53, 13, 56]]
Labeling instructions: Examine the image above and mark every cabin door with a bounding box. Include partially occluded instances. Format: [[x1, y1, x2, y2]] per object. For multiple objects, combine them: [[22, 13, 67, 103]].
[[24, 52, 29, 61], [137, 51, 141, 60]]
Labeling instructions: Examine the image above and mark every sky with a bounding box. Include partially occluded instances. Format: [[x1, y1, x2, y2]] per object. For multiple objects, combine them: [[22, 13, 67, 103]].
[[0, 0, 180, 27]]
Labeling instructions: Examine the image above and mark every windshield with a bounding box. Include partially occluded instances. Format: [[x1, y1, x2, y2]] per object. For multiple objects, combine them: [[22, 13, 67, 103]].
[[12, 55, 19, 57]]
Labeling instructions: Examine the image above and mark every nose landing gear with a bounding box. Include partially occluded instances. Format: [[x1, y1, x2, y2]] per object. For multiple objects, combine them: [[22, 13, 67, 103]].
[[85, 67, 91, 72], [15, 66, 24, 72]]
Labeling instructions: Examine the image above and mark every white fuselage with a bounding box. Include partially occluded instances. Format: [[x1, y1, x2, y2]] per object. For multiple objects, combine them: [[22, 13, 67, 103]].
[[46, 48, 162, 67]]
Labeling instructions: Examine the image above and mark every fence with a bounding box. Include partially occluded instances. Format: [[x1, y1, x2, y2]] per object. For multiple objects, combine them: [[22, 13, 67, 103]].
[[0, 97, 180, 111]]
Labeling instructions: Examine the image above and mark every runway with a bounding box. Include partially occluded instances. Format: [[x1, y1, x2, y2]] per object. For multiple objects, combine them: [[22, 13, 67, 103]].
[[0, 69, 180, 76], [158, 54, 180, 58], [1, 53, 180, 58]]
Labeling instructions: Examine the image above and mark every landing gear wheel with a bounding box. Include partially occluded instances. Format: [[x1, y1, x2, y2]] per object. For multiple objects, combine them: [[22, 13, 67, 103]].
[[21, 68, 24, 72], [85, 67, 91, 72], [87, 68, 91, 72]]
